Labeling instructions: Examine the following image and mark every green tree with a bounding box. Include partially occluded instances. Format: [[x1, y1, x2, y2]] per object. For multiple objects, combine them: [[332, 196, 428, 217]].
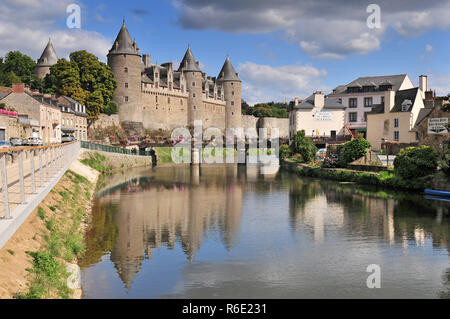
[[290, 130, 317, 163], [44, 50, 117, 120], [103, 101, 118, 115], [340, 137, 371, 166], [0, 51, 43, 89], [394, 146, 439, 179]]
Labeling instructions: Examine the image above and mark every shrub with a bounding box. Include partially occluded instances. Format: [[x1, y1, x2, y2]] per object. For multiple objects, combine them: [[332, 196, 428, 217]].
[[279, 144, 291, 159], [439, 151, 450, 177], [394, 146, 439, 179], [322, 156, 340, 168], [339, 137, 371, 166], [290, 130, 317, 163]]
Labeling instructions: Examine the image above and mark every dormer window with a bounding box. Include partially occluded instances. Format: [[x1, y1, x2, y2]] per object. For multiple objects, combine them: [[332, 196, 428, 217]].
[[401, 100, 412, 112]]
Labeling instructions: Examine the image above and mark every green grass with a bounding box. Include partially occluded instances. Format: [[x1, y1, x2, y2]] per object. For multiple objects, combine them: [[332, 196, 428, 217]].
[[80, 152, 111, 172], [15, 170, 94, 299], [155, 147, 174, 163]]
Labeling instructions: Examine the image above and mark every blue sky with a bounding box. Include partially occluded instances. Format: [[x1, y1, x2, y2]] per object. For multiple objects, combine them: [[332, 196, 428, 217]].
[[0, 0, 449, 104]]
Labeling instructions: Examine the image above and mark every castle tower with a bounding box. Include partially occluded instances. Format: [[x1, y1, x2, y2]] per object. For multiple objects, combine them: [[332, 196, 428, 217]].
[[107, 20, 142, 124], [217, 57, 242, 133], [177, 46, 203, 128], [34, 39, 58, 79]]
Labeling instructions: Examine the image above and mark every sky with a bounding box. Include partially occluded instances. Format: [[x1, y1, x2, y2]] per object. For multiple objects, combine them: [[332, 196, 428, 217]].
[[0, 0, 449, 105]]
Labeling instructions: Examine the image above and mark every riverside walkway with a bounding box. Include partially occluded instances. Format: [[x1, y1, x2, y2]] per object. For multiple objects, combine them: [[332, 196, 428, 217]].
[[0, 142, 80, 249]]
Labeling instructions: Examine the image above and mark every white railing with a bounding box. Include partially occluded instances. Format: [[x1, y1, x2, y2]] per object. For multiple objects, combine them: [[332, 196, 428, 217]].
[[0, 141, 80, 248]]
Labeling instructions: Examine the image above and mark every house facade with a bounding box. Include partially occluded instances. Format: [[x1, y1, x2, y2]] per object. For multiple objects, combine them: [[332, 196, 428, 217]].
[[58, 96, 88, 141], [289, 91, 346, 142], [0, 83, 62, 143], [327, 74, 416, 137], [366, 86, 428, 150]]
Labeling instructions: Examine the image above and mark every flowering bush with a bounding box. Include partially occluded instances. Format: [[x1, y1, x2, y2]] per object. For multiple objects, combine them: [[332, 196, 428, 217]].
[[322, 156, 341, 168]]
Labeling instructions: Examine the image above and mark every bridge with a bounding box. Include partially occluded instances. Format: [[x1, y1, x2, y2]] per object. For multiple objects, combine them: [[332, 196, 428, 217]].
[[0, 142, 80, 249]]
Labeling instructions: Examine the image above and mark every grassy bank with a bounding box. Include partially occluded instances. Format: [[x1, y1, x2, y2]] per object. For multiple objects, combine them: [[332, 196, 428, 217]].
[[14, 169, 94, 299], [284, 162, 432, 191], [80, 150, 153, 172]]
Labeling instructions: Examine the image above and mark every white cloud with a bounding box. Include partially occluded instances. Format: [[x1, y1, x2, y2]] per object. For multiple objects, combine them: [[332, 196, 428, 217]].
[[237, 62, 329, 104], [425, 44, 433, 53], [0, 0, 111, 62], [174, 0, 450, 59]]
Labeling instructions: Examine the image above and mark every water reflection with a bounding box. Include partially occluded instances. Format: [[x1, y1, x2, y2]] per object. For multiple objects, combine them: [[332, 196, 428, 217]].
[[81, 166, 450, 298]]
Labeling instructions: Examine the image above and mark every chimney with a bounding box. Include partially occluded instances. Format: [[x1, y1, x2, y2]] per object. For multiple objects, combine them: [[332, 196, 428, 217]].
[[12, 83, 25, 93], [419, 75, 427, 92], [313, 91, 324, 108], [384, 88, 395, 113], [142, 54, 151, 67]]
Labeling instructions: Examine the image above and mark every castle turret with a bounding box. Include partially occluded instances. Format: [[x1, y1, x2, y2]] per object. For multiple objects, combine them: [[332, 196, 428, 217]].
[[218, 56, 242, 133], [107, 20, 142, 124], [34, 39, 58, 79], [178, 46, 203, 128]]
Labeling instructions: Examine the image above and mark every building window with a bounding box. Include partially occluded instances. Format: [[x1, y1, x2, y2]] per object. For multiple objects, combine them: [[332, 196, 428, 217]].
[[349, 112, 357, 122], [232, 91, 234, 95], [124, 67, 128, 73], [394, 131, 399, 141], [231, 101, 234, 106], [193, 93, 196, 98], [394, 118, 399, 128], [125, 96, 129, 102], [156, 96, 158, 103], [180, 99, 183, 105], [364, 112, 369, 122], [125, 83, 128, 88], [192, 82, 195, 86], [364, 97, 373, 107], [381, 96, 385, 104], [349, 98, 357, 108], [155, 73, 159, 78], [168, 97, 171, 104]]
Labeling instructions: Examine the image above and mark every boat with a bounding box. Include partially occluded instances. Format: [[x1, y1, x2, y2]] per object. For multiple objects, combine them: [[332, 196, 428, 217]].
[[424, 189, 450, 197]]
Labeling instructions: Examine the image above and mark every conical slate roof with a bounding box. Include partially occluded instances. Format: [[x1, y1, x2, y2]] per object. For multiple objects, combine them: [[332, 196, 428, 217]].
[[217, 57, 240, 82], [37, 39, 58, 67], [177, 47, 201, 72], [108, 21, 140, 56]]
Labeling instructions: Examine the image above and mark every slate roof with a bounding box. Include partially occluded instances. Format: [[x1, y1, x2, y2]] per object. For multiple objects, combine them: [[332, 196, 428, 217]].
[[414, 108, 433, 127], [177, 47, 201, 72], [37, 39, 58, 66], [294, 94, 345, 109], [391, 87, 419, 112], [329, 74, 408, 95], [217, 57, 240, 82], [108, 21, 140, 56]]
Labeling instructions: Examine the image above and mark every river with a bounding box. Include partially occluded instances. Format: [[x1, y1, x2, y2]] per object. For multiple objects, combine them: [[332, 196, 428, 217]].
[[80, 165, 450, 299]]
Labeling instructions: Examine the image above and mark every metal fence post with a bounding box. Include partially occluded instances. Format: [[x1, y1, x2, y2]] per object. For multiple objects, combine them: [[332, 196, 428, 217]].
[[45, 148, 49, 182], [1, 154, 10, 219], [39, 149, 43, 187], [30, 150, 36, 194], [18, 151, 26, 204]]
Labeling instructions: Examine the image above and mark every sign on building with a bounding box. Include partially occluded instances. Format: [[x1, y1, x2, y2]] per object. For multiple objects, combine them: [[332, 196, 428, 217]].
[[314, 111, 333, 121], [428, 118, 448, 134]]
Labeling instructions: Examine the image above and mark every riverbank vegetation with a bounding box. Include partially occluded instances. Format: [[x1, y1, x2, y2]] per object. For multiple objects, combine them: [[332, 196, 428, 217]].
[[282, 133, 445, 191], [14, 170, 94, 299]]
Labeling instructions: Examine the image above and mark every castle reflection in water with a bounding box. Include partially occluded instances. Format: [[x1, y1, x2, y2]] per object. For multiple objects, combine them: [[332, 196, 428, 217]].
[[80, 165, 449, 290]]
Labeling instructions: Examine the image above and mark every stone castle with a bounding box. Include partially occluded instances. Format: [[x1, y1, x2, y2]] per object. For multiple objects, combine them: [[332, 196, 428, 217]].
[[107, 21, 242, 132], [33, 21, 243, 133]]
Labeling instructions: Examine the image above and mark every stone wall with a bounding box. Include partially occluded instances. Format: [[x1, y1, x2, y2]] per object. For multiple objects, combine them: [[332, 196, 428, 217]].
[[259, 117, 290, 139], [92, 114, 120, 129], [0, 114, 24, 139], [242, 115, 259, 132]]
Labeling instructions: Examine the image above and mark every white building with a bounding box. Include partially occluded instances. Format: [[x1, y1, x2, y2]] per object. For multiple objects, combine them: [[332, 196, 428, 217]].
[[327, 74, 416, 137], [289, 91, 346, 142]]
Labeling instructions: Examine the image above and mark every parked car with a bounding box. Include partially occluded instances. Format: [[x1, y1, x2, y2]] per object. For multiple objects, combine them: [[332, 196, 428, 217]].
[[61, 134, 75, 143], [9, 137, 24, 147], [0, 140, 12, 150], [26, 137, 43, 146], [315, 148, 327, 160]]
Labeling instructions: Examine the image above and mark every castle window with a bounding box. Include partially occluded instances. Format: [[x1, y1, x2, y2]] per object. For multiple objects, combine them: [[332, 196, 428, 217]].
[[125, 96, 129, 102], [168, 97, 171, 104], [232, 91, 234, 95], [125, 83, 128, 88], [193, 93, 196, 98], [124, 67, 128, 73], [156, 96, 158, 102], [231, 101, 234, 106], [192, 82, 195, 86], [181, 99, 183, 105]]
